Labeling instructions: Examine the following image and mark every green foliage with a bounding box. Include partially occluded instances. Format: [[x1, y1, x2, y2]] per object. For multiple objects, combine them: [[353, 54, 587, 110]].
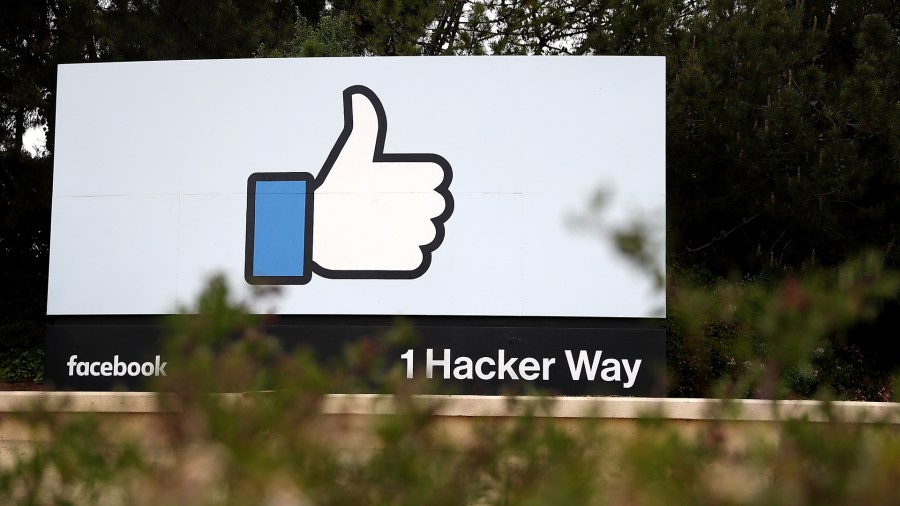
[[0, 339, 43, 383], [668, 2, 900, 274], [0, 155, 49, 384], [668, 250, 900, 400], [262, 12, 363, 58], [3, 277, 900, 504], [97, 0, 300, 61], [334, 0, 449, 55]]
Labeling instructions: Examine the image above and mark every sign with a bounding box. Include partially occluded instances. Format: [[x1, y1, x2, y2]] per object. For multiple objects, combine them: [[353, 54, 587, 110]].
[[48, 56, 665, 318], [45, 316, 665, 395], [46, 57, 666, 394]]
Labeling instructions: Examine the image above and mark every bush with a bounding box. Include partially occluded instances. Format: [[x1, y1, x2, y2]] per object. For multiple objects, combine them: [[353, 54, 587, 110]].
[[2, 276, 900, 504], [668, 251, 900, 401]]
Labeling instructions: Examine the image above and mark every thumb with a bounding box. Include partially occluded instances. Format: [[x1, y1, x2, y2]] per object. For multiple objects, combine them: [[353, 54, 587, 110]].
[[336, 86, 385, 165]]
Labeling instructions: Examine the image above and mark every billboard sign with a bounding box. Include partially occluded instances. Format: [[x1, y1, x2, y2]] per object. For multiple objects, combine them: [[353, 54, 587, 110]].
[[49, 56, 664, 318], [47, 56, 666, 394]]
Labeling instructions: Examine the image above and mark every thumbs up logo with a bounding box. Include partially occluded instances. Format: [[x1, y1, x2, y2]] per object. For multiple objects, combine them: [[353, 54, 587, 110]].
[[245, 86, 453, 285]]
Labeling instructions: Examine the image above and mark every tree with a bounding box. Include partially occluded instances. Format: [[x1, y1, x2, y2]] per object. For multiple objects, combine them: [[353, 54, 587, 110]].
[[261, 11, 363, 57], [99, 0, 299, 60], [668, 0, 900, 274]]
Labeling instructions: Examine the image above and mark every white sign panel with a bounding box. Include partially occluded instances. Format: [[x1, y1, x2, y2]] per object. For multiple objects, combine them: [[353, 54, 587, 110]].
[[48, 56, 665, 317]]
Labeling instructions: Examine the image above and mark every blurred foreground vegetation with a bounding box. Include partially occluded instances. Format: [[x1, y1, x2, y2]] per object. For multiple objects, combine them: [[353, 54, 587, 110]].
[[3, 1, 900, 396], [667, 250, 900, 401], [2, 277, 900, 505]]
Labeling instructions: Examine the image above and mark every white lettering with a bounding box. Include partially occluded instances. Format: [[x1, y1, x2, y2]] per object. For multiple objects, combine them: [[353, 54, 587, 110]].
[[427, 349, 450, 379], [518, 357, 540, 380], [155, 355, 167, 376], [564, 351, 642, 388], [400, 349, 414, 379], [66, 356, 168, 377], [565, 350, 602, 380], [541, 358, 556, 380], [475, 357, 496, 380], [401, 350, 561, 383], [600, 358, 621, 382], [497, 350, 518, 380], [622, 359, 642, 389], [453, 357, 473, 379], [114, 356, 126, 376]]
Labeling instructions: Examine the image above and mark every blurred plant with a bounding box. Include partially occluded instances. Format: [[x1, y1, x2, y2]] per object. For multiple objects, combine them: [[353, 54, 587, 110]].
[[575, 185, 900, 401], [1, 276, 900, 504], [668, 251, 900, 400]]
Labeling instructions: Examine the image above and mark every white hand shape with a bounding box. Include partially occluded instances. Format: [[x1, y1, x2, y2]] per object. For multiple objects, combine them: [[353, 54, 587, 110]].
[[312, 86, 453, 278]]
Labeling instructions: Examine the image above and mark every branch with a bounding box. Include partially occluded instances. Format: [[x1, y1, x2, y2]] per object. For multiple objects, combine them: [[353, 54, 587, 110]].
[[685, 212, 762, 253]]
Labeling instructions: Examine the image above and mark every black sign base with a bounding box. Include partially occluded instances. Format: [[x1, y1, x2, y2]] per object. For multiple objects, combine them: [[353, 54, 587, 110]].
[[46, 316, 665, 396]]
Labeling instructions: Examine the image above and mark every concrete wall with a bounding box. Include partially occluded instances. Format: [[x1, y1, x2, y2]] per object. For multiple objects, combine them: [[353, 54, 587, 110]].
[[2, 393, 898, 452], [2, 393, 898, 503]]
